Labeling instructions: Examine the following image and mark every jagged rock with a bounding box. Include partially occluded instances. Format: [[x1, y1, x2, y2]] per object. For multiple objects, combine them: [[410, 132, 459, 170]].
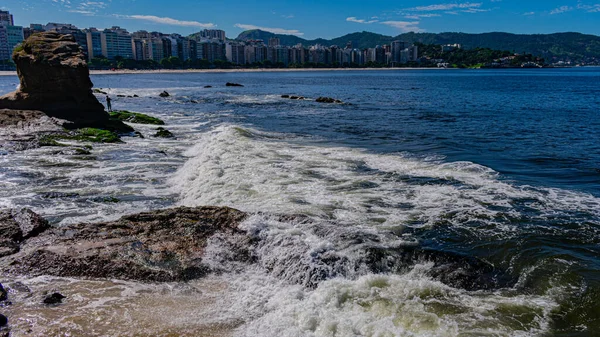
[[0, 283, 7, 302], [43, 292, 66, 305], [0, 209, 49, 258], [0, 314, 6, 327], [159, 91, 170, 97], [226, 82, 244, 87], [0, 209, 49, 243], [281, 95, 290, 98], [154, 127, 174, 138], [133, 94, 139, 98], [0, 207, 248, 282], [0, 32, 111, 128], [92, 88, 107, 95]]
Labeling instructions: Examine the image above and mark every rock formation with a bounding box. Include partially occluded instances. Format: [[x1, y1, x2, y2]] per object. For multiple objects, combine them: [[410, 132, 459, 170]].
[[0, 32, 110, 127], [0, 207, 249, 282]]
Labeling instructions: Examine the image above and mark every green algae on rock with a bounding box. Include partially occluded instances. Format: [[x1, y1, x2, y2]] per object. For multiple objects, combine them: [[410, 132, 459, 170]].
[[109, 111, 165, 125]]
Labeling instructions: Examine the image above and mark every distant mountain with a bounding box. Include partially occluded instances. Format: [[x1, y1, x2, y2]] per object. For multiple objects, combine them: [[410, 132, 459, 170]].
[[235, 30, 600, 62]]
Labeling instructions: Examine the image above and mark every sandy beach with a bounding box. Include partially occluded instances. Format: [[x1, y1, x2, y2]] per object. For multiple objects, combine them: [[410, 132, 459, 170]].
[[0, 67, 453, 77]]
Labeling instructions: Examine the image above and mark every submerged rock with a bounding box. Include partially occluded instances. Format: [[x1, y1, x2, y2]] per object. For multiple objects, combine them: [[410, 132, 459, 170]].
[[281, 95, 290, 98], [43, 292, 66, 305], [154, 127, 174, 138], [159, 91, 170, 97], [203, 85, 212, 88], [0, 32, 111, 128], [40, 192, 80, 199], [316, 97, 343, 104], [226, 82, 244, 87], [0, 207, 248, 282]]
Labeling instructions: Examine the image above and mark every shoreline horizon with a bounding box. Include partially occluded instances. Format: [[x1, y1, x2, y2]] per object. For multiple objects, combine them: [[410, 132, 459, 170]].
[[0, 66, 583, 77], [0, 67, 462, 77]]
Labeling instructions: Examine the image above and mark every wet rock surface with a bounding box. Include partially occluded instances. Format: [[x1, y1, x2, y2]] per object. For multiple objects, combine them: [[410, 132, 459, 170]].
[[0, 209, 50, 258], [153, 127, 174, 138], [0, 207, 512, 292], [0, 207, 248, 282], [0, 32, 109, 127], [226, 82, 244, 87], [0, 284, 6, 302], [315, 97, 342, 104], [43, 292, 65, 305]]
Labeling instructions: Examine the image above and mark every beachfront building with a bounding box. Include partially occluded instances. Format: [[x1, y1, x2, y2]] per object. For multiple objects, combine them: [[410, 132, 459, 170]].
[[0, 11, 14, 26], [195, 29, 226, 42], [101, 26, 134, 60], [85, 28, 103, 60], [226, 42, 246, 65], [0, 10, 24, 62]]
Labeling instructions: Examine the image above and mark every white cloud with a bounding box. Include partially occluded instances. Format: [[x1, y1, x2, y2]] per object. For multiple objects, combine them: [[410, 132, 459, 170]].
[[234, 23, 304, 36], [404, 13, 441, 19], [346, 17, 379, 24], [67, 9, 94, 15], [523, 11, 535, 15], [380, 21, 423, 32], [550, 6, 573, 14], [409, 2, 482, 11], [577, 3, 600, 12], [125, 15, 216, 28]]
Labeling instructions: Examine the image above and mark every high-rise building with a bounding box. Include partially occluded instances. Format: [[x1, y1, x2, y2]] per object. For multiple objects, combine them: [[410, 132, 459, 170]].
[[226, 42, 245, 65], [0, 10, 23, 62], [0, 11, 14, 25], [101, 26, 133, 59], [85, 28, 103, 60], [268, 38, 280, 47], [390, 41, 408, 65], [193, 29, 226, 42]]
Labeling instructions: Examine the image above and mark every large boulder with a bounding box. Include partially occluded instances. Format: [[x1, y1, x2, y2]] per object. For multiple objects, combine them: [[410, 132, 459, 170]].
[[0, 32, 109, 127], [0, 207, 249, 282]]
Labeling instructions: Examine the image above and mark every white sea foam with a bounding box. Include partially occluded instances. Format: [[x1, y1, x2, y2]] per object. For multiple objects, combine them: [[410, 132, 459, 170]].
[[171, 124, 600, 240]]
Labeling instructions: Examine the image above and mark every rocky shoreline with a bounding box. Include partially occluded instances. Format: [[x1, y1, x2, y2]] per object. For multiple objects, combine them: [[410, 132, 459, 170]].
[[0, 207, 249, 282]]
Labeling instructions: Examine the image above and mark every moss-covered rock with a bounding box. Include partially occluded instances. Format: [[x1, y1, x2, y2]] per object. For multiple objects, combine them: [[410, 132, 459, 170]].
[[110, 111, 165, 125], [154, 127, 174, 138], [39, 128, 122, 146]]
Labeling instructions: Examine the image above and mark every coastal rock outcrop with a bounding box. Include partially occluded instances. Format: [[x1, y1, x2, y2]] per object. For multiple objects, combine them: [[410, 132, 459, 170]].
[[0, 207, 249, 282], [316, 97, 342, 104], [0, 32, 110, 127]]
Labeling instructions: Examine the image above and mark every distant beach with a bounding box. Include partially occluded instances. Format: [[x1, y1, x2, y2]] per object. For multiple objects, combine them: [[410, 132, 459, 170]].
[[0, 67, 455, 77]]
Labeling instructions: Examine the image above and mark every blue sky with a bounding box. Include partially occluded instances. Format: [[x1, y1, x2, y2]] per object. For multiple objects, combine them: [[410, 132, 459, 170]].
[[2, 0, 599, 39]]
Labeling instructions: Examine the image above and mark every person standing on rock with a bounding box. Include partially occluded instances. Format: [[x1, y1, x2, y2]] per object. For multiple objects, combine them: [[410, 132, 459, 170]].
[[105, 95, 112, 112]]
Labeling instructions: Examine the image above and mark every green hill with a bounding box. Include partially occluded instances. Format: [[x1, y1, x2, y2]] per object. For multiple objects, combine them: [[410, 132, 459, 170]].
[[233, 30, 600, 62]]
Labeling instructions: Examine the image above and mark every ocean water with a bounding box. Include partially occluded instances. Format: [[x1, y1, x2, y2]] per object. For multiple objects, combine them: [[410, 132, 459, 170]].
[[0, 68, 599, 336]]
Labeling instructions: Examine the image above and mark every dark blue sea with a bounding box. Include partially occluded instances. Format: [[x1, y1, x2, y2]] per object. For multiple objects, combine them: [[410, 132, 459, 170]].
[[1, 68, 599, 336]]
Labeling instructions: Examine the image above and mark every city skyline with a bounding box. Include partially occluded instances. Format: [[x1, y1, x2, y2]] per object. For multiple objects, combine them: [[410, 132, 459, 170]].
[[1, 0, 600, 39]]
